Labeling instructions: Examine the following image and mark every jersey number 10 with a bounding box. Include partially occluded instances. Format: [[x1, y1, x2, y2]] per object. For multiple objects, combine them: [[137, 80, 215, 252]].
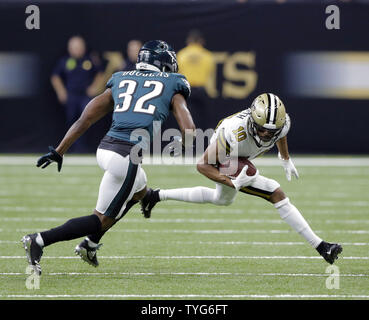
[[115, 80, 164, 115]]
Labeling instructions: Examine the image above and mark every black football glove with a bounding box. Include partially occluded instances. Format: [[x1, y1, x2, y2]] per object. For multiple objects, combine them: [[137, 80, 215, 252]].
[[36, 146, 63, 172]]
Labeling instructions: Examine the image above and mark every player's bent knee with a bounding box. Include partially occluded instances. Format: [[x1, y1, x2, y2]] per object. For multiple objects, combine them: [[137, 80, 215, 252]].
[[101, 216, 115, 231], [269, 188, 286, 204], [94, 210, 115, 231]]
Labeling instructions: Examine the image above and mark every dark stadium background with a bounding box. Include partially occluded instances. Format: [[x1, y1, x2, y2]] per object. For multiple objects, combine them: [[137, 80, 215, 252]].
[[0, 0, 368, 154]]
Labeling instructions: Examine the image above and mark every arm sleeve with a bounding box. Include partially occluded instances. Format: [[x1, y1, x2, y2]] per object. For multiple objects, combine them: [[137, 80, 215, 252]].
[[106, 75, 114, 89], [174, 74, 191, 100], [279, 113, 291, 139]]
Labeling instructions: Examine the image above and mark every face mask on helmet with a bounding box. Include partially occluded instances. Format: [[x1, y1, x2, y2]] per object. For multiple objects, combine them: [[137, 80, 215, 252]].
[[249, 93, 286, 146], [136, 40, 178, 73], [250, 121, 282, 142]]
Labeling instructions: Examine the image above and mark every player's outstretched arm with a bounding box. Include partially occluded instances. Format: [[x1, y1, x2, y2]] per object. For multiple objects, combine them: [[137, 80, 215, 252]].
[[276, 136, 290, 160], [171, 93, 196, 148], [37, 88, 114, 171], [55, 88, 114, 156], [55, 89, 113, 156]]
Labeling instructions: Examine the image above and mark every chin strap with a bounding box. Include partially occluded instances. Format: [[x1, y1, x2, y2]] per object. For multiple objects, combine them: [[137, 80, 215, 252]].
[[248, 117, 281, 148], [136, 62, 161, 72]]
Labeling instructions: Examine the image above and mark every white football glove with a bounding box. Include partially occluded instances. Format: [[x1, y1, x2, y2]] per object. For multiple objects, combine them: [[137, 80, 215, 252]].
[[231, 166, 259, 191], [278, 152, 299, 181]]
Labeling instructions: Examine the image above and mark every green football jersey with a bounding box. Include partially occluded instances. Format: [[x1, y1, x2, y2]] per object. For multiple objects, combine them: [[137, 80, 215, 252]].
[[106, 70, 190, 149]]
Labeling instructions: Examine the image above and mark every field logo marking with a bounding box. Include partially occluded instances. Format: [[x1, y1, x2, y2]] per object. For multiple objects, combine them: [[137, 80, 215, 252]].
[[325, 265, 340, 290]]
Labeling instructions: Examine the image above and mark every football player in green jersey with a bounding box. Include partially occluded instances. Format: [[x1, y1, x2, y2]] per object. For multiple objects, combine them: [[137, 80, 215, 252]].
[[21, 40, 196, 274]]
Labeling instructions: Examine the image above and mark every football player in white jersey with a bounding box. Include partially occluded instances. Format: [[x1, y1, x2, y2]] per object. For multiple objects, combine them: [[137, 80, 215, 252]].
[[141, 93, 343, 264]]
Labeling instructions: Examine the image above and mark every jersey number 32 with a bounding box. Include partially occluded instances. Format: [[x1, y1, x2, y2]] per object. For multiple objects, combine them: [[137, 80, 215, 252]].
[[115, 80, 164, 115]]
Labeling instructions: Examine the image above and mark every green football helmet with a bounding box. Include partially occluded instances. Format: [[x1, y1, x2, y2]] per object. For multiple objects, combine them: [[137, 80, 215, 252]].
[[136, 40, 178, 73]]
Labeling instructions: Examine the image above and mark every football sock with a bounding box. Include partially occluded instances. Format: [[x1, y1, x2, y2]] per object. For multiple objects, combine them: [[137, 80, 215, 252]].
[[86, 237, 100, 248], [316, 241, 328, 255], [87, 230, 107, 245], [144, 189, 160, 204], [159, 187, 216, 203], [40, 214, 102, 247], [35, 233, 44, 247], [274, 197, 322, 248], [87, 199, 138, 244]]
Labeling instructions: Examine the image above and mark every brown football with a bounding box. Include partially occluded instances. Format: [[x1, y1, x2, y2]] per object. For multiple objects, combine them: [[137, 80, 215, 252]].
[[218, 157, 257, 178]]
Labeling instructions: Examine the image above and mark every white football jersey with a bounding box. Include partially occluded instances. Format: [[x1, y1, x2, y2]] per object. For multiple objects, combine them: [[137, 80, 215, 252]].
[[210, 108, 291, 160]]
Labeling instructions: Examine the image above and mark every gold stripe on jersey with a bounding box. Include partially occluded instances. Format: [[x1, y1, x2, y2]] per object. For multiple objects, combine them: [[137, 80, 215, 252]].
[[217, 128, 231, 155], [239, 186, 273, 200], [217, 134, 227, 152]]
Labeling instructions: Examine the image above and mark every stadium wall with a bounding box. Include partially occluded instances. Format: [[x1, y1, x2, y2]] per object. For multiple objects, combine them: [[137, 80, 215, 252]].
[[0, 2, 368, 154]]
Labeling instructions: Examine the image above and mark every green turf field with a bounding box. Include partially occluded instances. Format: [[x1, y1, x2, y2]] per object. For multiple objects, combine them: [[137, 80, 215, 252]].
[[0, 156, 368, 300]]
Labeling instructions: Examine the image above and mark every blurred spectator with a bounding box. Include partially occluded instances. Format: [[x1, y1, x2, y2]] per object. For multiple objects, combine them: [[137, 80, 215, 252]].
[[177, 30, 216, 130], [50, 35, 104, 152], [100, 39, 142, 87], [122, 39, 142, 71]]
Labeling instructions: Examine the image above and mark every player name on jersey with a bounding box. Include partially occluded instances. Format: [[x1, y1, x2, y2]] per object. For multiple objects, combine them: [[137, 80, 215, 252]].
[[121, 70, 170, 78]]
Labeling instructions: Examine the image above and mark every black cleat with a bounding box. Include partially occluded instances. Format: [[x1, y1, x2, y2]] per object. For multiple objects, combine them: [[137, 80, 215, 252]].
[[21, 234, 43, 276], [140, 188, 160, 218], [316, 241, 343, 264], [75, 238, 102, 267]]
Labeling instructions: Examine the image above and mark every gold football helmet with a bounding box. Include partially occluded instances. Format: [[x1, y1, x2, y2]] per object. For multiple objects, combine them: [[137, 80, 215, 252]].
[[249, 93, 286, 146]]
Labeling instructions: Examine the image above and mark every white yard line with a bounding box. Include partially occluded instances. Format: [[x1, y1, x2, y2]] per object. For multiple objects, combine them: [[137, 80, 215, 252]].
[[10, 228, 290, 234], [1, 216, 369, 225], [2, 239, 369, 246], [190, 241, 369, 246], [1, 207, 368, 216], [2, 240, 369, 246], [1, 255, 367, 260], [1, 203, 367, 215], [1, 155, 369, 166], [0, 272, 368, 277], [1, 294, 369, 299], [4, 228, 369, 235], [85, 229, 369, 235]]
